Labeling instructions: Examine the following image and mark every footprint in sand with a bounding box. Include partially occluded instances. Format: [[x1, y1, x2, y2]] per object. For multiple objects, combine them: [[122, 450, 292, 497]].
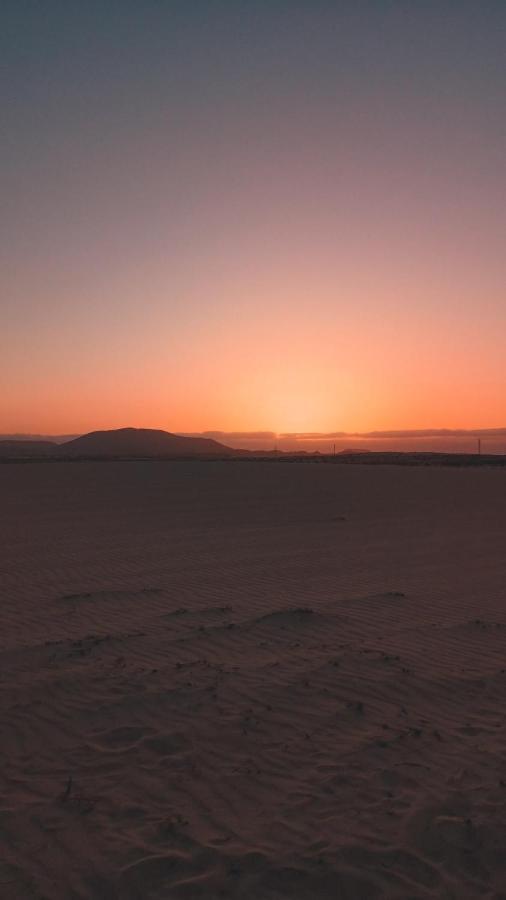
[[92, 726, 191, 757]]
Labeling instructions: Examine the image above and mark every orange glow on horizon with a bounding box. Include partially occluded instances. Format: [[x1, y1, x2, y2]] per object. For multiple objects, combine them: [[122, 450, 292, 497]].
[[3, 275, 506, 436], [4, 263, 506, 436]]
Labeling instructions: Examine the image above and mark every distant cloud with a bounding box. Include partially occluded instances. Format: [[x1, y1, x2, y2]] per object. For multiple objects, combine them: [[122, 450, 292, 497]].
[[282, 428, 506, 440], [188, 428, 506, 453], [198, 431, 277, 441]]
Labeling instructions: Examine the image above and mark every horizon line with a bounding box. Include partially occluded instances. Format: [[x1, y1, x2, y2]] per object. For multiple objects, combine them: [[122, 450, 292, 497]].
[[3, 426, 506, 442]]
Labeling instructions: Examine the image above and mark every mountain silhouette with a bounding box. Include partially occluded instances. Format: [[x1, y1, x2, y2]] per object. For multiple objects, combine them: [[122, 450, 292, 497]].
[[58, 428, 238, 458], [0, 440, 57, 458]]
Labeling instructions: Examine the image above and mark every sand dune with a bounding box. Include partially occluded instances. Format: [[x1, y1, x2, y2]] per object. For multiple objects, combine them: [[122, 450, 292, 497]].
[[1, 461, 506, 898]]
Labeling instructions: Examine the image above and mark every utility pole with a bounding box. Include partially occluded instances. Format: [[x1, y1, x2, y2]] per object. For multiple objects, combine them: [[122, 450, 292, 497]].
[[478, 438, 481, 456]]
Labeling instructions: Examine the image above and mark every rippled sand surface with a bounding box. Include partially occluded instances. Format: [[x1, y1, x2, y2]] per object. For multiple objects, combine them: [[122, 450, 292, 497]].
[[1, 461, 506, 899]]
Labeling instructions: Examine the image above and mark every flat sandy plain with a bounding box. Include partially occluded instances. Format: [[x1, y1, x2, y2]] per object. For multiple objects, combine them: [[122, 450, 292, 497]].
[[1, 461, 506, 899]]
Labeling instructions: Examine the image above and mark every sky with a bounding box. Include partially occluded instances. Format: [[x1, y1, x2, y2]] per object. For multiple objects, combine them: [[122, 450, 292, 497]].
[[2, 0, 505, 436]]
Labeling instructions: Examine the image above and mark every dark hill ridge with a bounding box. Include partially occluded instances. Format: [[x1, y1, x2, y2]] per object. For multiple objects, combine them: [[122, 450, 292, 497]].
[[0, 440, 57, 458], [58, 428, 238, 458], [2, 431, 504, 465]]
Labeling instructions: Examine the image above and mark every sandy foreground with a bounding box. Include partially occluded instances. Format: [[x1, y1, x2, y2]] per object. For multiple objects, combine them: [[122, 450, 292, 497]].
[[1, 461, 506, 899]]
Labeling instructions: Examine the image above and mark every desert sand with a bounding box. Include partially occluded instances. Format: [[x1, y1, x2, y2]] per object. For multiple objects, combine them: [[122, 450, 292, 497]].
[[1, 460, 506, 899]]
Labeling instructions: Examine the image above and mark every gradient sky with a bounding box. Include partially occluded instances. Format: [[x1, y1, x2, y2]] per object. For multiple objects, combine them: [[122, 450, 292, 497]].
[[2, 0, 505, 435]]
